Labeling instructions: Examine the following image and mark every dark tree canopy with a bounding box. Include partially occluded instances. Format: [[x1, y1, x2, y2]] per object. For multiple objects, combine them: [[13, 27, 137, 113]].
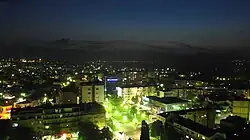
[[11, 126, 36, 140], [150, 120, 164, 137], [140, 120, 150, 140], [78, 121, 101, 140]]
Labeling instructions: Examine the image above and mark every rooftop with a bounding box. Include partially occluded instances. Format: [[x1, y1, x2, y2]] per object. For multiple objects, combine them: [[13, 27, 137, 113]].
[[158, 107, 214, 117], [11, 103, 105, 116], [80, 81, 104, 86], [220, 116, 247, 124], [119, 84, 156, 88], [174, 115, 217, 137], [61, 84, 78, 92], [207, 94, 249, 101], [147, 96, 189, 104]]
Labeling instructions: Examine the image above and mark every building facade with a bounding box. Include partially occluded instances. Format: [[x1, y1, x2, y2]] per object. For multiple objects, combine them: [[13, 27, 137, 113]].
[[60, 91, 78, 104], [11, 103, 106, 135], [164, 115, 225, 140], [142, 96, 190, 114], [157, 108, 216, 129], [81, 82, 105, 104], [117, 85, 157, 102], [232, 99, 250, 121]]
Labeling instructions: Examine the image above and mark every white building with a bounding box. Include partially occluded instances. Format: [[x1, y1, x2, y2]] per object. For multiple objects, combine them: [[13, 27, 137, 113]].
[[116, 85, 157, 102], [81, 82, 104, 104]]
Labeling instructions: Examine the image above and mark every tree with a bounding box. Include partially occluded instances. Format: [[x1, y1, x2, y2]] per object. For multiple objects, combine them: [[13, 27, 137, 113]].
[[109, 96, 123, 107], [50, 123, 62, 138], [11, 126, 36, 140], [132, 95, 139, 104], [101, 127, 113, 140], [78, 121, 101, 140], [107, 119, 115, 131], [164, 123, 182, 140], [140, 120, 150, 140], [150, 120, 164, 138], [130, 106, 137, 116], [0, 120, 11, 140]]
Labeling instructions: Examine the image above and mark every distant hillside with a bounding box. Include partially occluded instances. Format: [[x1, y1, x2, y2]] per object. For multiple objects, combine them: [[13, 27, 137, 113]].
[[0, 40, 247, 65], [42, 40, 212, 55]]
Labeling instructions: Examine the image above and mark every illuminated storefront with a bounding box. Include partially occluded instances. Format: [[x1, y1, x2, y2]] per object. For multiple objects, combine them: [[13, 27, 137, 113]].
[[0, 105, 12, 119]]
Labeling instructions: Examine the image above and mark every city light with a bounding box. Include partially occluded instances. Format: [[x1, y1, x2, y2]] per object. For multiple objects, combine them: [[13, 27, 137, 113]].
[[20, 93, 26, 97], [0, 58, 248, 140]]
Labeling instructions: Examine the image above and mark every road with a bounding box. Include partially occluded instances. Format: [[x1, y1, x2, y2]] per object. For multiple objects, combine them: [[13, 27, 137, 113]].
[[125, 128, 140, 140]]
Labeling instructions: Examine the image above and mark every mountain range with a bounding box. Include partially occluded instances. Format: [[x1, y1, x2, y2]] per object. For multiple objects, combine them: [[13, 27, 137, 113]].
[[43, 39, 212, 54], [0, 39, 248, 64]]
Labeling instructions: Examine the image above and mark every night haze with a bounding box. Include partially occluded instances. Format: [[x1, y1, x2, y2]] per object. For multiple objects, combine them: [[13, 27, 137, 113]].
[[0, 0, 250, 48]]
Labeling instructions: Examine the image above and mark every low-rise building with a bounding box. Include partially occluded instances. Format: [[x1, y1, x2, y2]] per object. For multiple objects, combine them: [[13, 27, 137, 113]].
[[164, 115, 225, 140], [158, 108, 216, 129], [142, 96, 190, 114], [11, 103, 105, 135], [60, 87, 78, 104], [232, 98, 250, 121]]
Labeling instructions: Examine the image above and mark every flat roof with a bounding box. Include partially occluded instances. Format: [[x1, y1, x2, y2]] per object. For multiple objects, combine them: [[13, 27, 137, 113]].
[[207, 94, 249, 101], [120, 84, 156, 88], [80, 81, 104, 86], [158, 107, 214, 117], [11, 103, 105, 115], [147, 96, 189, 104], [174, 115, 217, 137], [220, 116, 246, 124]]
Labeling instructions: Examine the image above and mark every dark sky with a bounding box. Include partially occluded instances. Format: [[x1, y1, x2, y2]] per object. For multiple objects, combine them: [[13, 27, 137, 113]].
[[1, 0, 250, 47]]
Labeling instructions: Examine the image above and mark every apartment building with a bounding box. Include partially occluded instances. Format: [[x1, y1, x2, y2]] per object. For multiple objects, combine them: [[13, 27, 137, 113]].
[[81, 82, 104, 104], [11, 103, 105, 135], [116, 85, 157, 102]]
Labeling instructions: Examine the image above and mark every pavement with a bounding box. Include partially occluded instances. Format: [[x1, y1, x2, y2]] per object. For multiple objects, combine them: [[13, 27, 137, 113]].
[[125, 128, 140, 140]]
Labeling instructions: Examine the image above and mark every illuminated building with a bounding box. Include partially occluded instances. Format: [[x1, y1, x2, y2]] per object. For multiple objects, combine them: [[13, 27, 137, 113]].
[[11, 103, 106, 135], [0, 105, 12, 119], [2, 94, 15, 100], [0, 99, 14, 119], [232, 99, 250, 121], [15, 100, 31, 108], [81, 82, 104, 104], [142, 96, 190, 114], [116, 85, 157, 102], [105, 77, 119, 93]]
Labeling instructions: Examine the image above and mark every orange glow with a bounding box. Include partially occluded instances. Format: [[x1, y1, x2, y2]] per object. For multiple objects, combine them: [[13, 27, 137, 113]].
[[0, 105, 12, 119], [0, 113, 10, 119]]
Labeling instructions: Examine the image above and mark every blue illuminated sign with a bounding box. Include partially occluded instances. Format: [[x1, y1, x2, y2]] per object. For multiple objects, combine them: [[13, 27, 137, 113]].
[[107, 78, 118, 82]]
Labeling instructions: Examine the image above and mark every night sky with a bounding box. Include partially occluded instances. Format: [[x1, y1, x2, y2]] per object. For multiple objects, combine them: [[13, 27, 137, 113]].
[[1, 0, 250, 47]]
